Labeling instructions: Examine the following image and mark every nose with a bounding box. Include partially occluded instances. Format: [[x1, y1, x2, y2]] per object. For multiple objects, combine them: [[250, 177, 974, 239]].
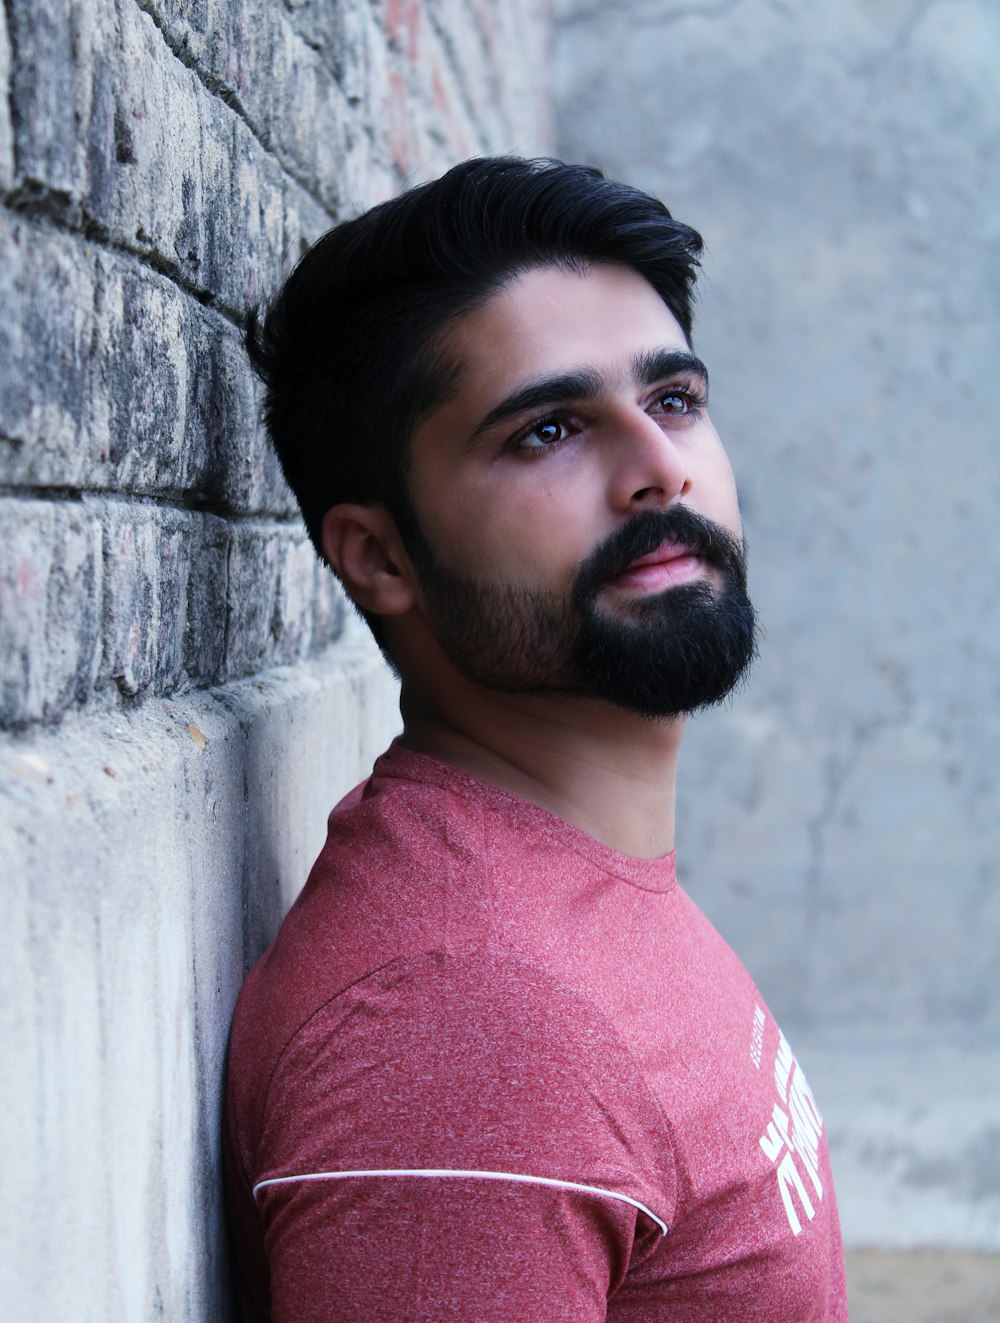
[[607, 408, 691, 511]]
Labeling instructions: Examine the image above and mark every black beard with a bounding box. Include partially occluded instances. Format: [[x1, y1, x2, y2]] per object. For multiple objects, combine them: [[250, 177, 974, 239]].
[[403, 505, 758, 719]]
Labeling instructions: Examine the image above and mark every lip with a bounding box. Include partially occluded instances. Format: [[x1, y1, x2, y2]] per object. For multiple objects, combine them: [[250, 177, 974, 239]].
[[611, 541, 704, 593]]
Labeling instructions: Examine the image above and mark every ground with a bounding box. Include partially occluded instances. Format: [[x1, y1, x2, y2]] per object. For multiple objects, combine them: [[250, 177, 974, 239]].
[[847, 1251, 1000, 1323]]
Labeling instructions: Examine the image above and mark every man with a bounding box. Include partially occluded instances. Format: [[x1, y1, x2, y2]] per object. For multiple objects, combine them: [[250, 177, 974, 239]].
[[224, 157, 848, 1320]]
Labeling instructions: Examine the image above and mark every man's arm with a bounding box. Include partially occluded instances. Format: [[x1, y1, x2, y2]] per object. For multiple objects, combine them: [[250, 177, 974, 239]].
[[226, 949, 674, 1321]]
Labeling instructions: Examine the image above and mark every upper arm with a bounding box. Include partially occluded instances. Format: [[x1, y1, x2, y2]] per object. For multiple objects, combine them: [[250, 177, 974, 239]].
[[260, 1170, 632, 1322], [235, 949, 674, 1321]]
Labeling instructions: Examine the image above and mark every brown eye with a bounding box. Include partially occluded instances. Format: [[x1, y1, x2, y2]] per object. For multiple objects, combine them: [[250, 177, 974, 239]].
[[534, 421, 562, 442], [516, 418, 568, 450], [660, 392, 690, 414]]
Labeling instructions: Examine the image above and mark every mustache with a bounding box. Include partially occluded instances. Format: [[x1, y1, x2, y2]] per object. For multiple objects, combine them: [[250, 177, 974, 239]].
[[572, 506, 746, 605]]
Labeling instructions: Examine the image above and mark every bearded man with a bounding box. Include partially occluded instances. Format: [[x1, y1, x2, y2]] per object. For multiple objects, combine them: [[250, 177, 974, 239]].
[[224, 157, 848, 1321]]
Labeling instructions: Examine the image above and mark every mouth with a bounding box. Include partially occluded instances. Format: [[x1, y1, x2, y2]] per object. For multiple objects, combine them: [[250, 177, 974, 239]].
[[609, 541, 705, 594]]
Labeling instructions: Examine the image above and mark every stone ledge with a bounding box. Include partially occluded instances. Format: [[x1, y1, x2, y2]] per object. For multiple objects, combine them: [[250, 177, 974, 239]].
[[0, 631, 400, 1319]]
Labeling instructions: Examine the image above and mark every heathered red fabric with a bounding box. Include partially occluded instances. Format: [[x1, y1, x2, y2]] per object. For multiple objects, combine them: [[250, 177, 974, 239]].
[[224, 743, 848, 1321]]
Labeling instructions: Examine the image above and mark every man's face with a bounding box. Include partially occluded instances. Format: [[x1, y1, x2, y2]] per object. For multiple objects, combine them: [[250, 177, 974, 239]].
[[401, 262, 757, 718]]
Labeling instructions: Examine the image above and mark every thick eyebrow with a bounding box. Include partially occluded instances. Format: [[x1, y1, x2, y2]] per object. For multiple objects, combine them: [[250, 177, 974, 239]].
[[470, 347, 709, 441], [633, 347, 709, 393], [471, 367, 605, 439]]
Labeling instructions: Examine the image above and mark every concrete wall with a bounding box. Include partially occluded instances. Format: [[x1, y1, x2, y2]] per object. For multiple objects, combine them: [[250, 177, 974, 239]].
[[554, 0, 1000, 1249], [0, 1, 550, 1316]]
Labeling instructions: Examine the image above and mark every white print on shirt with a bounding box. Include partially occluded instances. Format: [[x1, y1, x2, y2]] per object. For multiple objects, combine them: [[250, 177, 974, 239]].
[[757, 1030, 825, 1236], [749, 1003, 765, 1070]]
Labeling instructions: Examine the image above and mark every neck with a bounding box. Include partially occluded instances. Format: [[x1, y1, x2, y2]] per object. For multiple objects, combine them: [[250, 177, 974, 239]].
[[397, 681, 684, 861]]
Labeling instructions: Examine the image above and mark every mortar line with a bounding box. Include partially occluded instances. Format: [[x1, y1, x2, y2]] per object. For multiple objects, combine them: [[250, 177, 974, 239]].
[[128, 0, 341, 221], [0, 482, 305, 525], [0, 185, 253, 330]]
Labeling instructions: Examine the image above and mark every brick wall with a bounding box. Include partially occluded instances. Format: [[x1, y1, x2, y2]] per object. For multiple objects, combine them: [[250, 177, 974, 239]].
[[0, 2, 550, 1316], [1, 0, 551, 728]]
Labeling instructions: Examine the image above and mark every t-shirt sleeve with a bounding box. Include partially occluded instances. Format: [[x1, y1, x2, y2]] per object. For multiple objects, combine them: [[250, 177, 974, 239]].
[[238, 949, 676, 1322]]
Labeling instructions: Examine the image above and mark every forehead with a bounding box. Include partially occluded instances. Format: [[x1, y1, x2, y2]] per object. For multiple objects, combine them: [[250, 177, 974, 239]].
[[435, 263, 689, 409]]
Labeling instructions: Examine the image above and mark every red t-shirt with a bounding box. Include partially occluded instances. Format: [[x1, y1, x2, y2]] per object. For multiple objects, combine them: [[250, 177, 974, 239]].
[[224, 743, 847, 1321]]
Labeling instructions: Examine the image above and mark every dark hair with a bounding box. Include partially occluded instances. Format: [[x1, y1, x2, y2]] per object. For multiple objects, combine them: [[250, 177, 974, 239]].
[[246, 155, 704, 568]]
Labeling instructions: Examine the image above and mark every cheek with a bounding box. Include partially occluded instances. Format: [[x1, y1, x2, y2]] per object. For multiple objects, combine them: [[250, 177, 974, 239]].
[[696, 441, 742, 532], [430, 473, 595, 585]]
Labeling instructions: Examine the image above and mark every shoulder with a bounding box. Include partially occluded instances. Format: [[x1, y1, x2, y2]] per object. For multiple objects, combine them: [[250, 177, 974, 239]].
[[231, 952, 674, 1323], [234, 757, 500, 1047], [248, 948, 676, 1230]]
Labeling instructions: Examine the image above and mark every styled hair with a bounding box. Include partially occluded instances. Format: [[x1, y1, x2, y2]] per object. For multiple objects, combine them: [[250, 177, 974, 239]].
[[246, 157, 704, 566]]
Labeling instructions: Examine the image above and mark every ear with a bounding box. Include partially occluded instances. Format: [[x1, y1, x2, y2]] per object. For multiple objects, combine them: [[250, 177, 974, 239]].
[[321, 503, 418, 617]]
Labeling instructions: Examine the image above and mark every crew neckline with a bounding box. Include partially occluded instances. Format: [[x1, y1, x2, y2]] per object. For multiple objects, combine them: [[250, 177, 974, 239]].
[[371, 740, 678, 895]]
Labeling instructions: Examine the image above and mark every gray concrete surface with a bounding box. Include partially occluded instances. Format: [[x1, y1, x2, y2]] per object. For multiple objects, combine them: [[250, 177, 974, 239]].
[[0, 629, 401, 1318], [804, 1045, 1000, 1252], [553, 0, 1000, 1250]]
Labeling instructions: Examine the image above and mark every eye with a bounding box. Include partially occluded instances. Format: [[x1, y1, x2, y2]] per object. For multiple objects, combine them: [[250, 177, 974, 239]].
[[650, 382, 707, 420], [512, 417, 571, 451], [658, 390, 694, 415]]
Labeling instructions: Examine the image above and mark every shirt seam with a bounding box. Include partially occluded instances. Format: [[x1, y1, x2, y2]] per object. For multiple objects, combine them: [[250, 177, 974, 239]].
[[251, 1164, 670, 1236]]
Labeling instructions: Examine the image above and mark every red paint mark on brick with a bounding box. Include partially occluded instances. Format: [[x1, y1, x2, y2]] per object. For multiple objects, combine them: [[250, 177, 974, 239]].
[[480, 1, 497, 55], [388, 68, 411, 175], [432, 64, 448, 114], [407, 2, 421, 61], [386, 0, 420, 56], [14, 558, 42, 601]]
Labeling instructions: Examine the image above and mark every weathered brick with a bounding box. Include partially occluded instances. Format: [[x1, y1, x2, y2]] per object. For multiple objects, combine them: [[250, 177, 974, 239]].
[[156, 512, 190, 687], [426, 0, 552, 154], [7, 0, 328, 314], [488, 0, 554, 150], [205, 326, 297, 517], [224, 523, 350, 680], [104, 503, 180, 697], [6, 0, 103, 200], [272, 532, 317, 664], [278, 1, 398, 203], [98, 264, 190, 488], [0, 2, 13, 190], [1, 0, 553, 731], [222, 522, 282, 679], [0, 499, 103, 726], [414, 20, 482, 166], [0, 212, 295, 513], [142, 0, 355, 215], [183, 514, 230, 686], [325, 1, 384, 114], [312, 563, 351, 654], [425, 0, 498, 137], [103, 502, 254, 700], [0, 214, 94, 484]]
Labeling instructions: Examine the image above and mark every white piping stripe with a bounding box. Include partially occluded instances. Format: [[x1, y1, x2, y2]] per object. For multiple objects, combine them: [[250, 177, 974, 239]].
[[252, 1166, 668, 1235]]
